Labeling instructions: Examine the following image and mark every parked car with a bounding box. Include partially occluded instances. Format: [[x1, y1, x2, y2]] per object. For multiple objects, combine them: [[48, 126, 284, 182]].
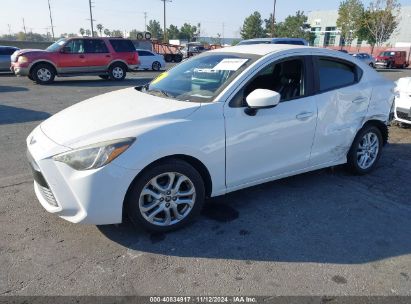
[[375, 50, 407, 69], [11, 37, 139, 84], [0, 46, 19, 72], [181, 44, 208, 58], [394, 77, 411, 126], [136, 49, 165, 71], [351, 53, 375, 68], [238, 38, 308, 46], [27, 44, 394, 232]]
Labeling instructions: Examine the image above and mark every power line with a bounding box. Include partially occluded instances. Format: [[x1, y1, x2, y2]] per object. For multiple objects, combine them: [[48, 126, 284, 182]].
[[47, 0, 55, 40]]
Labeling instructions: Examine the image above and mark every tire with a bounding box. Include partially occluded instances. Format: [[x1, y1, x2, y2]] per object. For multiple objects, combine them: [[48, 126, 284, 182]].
[[174, 54, 183, 63], [31, 63, 55, 84], [126, 159, 205, 232], [99, 75, 109, 80], [28, 75, 34, 81], [346, 125, 383, 175], [152, 61, 161, 71], [369, 62, 374, 68], [109, 63, 127, 81], [164, 54, 173, 62]]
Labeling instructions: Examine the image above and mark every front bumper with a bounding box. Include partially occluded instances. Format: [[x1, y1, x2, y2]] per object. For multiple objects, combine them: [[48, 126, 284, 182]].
[[27, 126, 140, 225], [10, 64, 30, 76], [394, 106, 411, 124], [375, 61, 389, 68]]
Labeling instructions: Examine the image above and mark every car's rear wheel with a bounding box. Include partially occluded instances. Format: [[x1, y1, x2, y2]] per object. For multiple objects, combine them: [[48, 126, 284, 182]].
[[31, 63, 55, 84], [109, 63, 126, 81], [347, 125, 383, 175], [126, 159, 205, 232], [99, 75, 109, 80], [152, 61, 161, 71], [369, 62, 374, 68]]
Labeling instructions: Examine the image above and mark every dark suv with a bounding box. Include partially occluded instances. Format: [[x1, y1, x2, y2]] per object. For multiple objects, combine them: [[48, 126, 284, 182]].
[[11, 37, 139, 84]]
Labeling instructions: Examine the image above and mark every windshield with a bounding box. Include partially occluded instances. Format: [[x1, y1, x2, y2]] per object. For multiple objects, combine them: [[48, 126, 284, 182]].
[[46, 38, 67, 52], [142, 53, 259, 103], [379, 51, 395, 57]]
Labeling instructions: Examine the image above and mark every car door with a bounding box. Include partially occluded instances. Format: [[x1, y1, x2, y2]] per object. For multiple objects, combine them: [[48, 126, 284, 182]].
[[137, 51, 149, 69], [309, 55, 372, 166], [224, 56, 318, 189], [83, 39, 112, 72], [57, 39, 87, 73]]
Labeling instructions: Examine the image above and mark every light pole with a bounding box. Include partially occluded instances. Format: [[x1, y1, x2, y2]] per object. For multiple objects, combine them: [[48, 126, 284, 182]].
[[47, 0, 55, 40], [161, 0, 172, 42], [272, 0, 277, 38]]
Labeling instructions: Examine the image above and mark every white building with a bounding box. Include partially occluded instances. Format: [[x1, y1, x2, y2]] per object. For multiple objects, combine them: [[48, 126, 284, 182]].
[[307, 6, 411, 48]]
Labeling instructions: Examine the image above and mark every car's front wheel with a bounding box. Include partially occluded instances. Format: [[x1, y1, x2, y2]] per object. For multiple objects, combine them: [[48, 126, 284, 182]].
[[31, 63, 55, 84], [109, 63, 126, 81], [126, 159, 205, 232], [347, 125, 383, 175]]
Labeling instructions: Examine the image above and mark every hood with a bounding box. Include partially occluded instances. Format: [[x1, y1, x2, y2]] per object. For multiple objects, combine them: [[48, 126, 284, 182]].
[[17, 49, 49, 56], [40, 87, 201, 148]]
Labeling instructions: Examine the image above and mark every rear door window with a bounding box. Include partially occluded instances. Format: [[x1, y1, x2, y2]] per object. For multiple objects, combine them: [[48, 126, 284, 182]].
[[109, 39, 135, 52], [138, 50, 154, 56], [317, 58, 359, 92], [84, 39, 109, 53]]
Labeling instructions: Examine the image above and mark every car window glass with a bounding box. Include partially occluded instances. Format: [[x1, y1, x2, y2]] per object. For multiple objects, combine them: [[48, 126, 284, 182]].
[[318, 58, 355, 91], [64, 39, 85, 53], [236, 58, 305, 106], [84, 39, 109, 53], [0, 48, 16, 55], [109, 39, 135, 52]]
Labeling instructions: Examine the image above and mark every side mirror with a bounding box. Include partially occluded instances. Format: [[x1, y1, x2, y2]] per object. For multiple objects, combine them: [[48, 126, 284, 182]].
[[61, 46, 71, 53], [245, 89, 280, 116]]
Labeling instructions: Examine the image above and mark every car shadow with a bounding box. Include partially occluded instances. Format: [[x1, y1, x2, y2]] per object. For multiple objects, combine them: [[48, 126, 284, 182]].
[[0, 105, 50, 124], [0, 85, 29, 93], [98, 142, 411, 264]]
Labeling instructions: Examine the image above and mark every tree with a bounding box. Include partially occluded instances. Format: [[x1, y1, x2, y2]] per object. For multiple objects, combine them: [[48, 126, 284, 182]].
[[79, 28, 85, 36], [264, 13, 275, 37], [104, 28, 111, 37], [336, 0, 364, 48], [241, 11, 266, 39], [274, 11, 315, 43], [179, 23, 197, 41], [167, 24, 180, 40], [85, 29, 91, 36], [111, 30, 123, 37], [96, 24, 104, 37], [147, 20, 163, 40], [359, 0, 400, 50]]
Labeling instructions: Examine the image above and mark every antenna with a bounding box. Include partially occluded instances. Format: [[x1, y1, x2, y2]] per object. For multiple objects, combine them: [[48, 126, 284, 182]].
[[47, 0, 55, 40]]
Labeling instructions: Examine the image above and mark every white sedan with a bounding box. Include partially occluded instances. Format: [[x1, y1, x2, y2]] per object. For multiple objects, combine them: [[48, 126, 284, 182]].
[[136, 49, 166, 71], [27, 44, 394, 232], [394, 77, 411, 125]]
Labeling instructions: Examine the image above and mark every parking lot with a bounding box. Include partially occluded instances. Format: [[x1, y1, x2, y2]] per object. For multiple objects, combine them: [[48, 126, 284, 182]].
[[1, 68, 411, 296]]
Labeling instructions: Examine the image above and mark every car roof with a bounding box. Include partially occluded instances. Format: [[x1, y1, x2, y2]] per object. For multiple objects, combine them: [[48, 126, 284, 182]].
[[0, 46, 19, 49], [209, 44, 309, 56]]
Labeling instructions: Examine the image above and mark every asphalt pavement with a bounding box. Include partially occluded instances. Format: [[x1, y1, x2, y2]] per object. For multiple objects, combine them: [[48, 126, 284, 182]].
[[0, 68, 411, 296]]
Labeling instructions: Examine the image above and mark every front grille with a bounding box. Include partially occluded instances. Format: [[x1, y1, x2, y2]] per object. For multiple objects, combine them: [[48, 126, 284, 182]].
[[38, 183, 59, 207], [396, 110, 411, 121]]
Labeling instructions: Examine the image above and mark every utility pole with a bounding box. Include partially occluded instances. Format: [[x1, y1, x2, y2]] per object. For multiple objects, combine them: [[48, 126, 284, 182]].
[[47, 0, 55, 40], [222, 22, 225, 44], [22, 18, 27, 39], [7, 24, 11, 36], [88, 0, 95, 37], [271, 0, 277, 38], [160, 0, 172, 42], [144, 12, 148, 31]]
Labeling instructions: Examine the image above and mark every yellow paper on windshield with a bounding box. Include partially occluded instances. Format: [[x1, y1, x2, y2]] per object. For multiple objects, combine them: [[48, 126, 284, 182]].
[[151, 72, 169, 84]]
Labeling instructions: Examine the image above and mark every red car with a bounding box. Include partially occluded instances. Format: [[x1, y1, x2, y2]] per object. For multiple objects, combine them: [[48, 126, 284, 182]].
[[375, 50, 407, 69], [11, 37, 139, 84]]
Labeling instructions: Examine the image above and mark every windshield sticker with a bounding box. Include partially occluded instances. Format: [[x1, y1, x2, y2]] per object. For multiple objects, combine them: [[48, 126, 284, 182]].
[[151, 72, 169, 84], [212, 58, 249, 71]]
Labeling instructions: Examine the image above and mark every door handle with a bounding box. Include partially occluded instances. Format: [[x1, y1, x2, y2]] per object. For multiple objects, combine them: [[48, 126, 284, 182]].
[[79, 55, 85, 58], [352, 97, 368, 104], [296, 112, 314, 120], [105, 55, 111, 58]]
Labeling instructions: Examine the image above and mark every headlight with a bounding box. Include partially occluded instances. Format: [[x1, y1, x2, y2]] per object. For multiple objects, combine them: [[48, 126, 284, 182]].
[[53, 138, 135, 171], [17, 56, 28, 63]]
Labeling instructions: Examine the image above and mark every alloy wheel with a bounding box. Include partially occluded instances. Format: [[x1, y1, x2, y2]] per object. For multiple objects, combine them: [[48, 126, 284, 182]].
[[357, 132, 379, 170], [112, 66, 124, 79], [37, 68, 52, 82], [139, 172, 196, 226]]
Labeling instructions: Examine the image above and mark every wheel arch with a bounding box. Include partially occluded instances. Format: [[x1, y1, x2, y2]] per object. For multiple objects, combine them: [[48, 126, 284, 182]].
[[362, 119, 389, 145], [122, 154, 213, 218], [109, 60, 128, 70], [29, 60, 58, 76]]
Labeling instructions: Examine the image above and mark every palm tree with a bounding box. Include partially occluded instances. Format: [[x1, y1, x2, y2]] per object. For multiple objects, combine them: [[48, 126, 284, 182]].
[[85, 29, 91, 36], [97, 24, 104, 37], [79, 28, 85, 36], [104, 28, 111, 37]]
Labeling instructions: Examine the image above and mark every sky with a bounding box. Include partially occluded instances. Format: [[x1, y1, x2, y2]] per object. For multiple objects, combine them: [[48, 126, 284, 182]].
[[1, 0, 411, 38]]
